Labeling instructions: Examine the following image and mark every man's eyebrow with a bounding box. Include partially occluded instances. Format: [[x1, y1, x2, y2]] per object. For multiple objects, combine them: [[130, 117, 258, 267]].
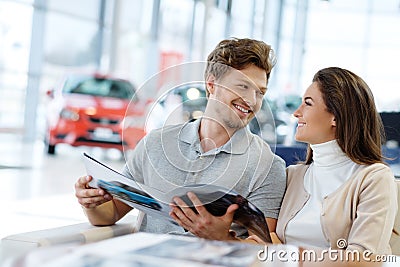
[[239, 78, 266, 92], [260, 86, 267, 92]]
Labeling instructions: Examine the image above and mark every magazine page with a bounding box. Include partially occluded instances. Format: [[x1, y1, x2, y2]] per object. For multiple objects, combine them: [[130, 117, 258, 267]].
[[82, 153, 176, 225], [166, 185, 272, 244]]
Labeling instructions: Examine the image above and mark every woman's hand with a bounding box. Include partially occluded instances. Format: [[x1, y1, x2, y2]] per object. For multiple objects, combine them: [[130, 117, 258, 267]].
[[169, 191, 238, 241], [245, 234, 267, 245]]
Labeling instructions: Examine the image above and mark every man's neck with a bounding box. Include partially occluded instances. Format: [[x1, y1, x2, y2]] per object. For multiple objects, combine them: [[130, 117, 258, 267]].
[[198, 118, 236, 153]]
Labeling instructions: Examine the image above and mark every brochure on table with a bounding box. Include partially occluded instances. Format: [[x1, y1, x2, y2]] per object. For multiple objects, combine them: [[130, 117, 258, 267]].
[[24, 233, 265, 267]]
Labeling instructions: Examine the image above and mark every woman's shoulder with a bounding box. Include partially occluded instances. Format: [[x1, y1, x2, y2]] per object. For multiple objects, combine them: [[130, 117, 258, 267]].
[[351, 162, 396, 189], [358, 162, 394, 178], [287, 163, 310, 174], [286, 164, 310, 184]]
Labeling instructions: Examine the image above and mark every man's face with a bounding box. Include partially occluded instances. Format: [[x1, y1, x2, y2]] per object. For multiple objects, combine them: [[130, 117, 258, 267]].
[[206, 64, 267, 130]]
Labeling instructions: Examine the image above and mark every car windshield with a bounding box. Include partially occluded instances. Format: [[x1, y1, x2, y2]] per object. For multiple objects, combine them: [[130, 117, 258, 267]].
[[62, 76, 136, 100]]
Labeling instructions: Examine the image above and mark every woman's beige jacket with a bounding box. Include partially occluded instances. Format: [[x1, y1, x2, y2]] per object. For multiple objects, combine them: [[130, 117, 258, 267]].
[[276, 163, 397, 254]]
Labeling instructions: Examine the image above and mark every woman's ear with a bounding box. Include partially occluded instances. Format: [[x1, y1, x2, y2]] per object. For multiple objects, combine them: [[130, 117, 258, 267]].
[[206, 75, 215, 96], [332, 117, 336, 127]]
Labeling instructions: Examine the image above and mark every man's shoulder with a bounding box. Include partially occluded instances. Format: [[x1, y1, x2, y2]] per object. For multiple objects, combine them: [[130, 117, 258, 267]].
[[248, 134, 284, 164], [248, 133, 272, 152], [246, 134, 286, 175], [146, 123, 185, 140]]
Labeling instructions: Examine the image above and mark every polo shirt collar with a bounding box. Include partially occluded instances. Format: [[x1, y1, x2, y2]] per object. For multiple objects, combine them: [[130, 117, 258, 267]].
[[178, 119, 253, 155]]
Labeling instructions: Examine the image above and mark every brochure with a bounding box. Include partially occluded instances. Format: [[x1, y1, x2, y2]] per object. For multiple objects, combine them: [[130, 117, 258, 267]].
[[29, 233, 264, 267], [83, 153, 272, 243]]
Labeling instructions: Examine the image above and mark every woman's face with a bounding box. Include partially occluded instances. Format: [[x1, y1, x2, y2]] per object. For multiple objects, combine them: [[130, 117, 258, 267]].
[[293, 82, 336, 145]]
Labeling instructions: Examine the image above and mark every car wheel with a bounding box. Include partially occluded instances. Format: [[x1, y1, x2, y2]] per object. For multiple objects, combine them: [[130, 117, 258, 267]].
[[47, 144, 56, 155]]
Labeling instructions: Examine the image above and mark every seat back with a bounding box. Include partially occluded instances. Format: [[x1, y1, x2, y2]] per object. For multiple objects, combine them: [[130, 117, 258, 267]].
[[274, 145, 307, 167], [390, 179, 400, 255]]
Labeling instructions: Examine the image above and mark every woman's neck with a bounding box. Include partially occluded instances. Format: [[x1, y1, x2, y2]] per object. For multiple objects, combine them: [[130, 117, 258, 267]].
[[310, 140, 349, 167]]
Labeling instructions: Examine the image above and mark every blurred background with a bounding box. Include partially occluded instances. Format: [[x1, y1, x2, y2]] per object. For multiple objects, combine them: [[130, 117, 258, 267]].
[[1, 0, 400, 241]]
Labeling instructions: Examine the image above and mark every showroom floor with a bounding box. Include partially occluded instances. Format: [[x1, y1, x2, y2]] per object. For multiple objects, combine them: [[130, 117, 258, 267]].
[[0, 133, 126, 240]]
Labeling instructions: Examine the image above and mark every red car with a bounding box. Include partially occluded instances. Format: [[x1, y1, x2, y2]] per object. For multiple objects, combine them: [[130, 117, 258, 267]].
[[45, 74, 148, 154]]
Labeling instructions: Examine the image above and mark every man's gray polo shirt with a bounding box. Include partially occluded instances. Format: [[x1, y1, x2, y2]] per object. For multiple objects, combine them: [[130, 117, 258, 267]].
[[122, 119, 286, 236]]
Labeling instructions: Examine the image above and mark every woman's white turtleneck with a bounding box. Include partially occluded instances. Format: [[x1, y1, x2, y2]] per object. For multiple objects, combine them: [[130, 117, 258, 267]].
[[285, 140, 365, 249]]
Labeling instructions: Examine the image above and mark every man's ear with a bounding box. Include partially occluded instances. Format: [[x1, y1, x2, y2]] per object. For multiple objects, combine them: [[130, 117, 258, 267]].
[[206, 75, 216, 96]]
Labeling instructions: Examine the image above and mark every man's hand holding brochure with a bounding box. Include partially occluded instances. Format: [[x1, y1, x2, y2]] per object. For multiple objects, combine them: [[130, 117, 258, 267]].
[[83, 152, 272, 243]]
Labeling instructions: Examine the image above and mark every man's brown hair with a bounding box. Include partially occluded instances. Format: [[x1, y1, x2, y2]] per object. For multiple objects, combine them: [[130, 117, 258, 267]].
[[204, 38, 276, 95]]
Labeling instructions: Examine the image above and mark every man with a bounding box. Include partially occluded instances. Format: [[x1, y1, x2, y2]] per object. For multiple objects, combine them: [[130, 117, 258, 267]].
[[75, 38, 286, 241]]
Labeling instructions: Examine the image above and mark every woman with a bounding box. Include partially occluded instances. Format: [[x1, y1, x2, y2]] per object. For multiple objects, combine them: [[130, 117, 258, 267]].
[[275, 67, 397, 254]]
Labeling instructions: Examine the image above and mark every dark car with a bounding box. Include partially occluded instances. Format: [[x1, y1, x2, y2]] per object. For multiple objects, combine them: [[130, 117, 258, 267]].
[[45, 74, 148, 154], [97, 179, 162, 210]]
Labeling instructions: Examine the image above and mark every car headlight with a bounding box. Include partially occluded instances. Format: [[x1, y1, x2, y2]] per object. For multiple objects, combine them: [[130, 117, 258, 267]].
[[186, 87, 200, 100], [60, 108, 80, 121]]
